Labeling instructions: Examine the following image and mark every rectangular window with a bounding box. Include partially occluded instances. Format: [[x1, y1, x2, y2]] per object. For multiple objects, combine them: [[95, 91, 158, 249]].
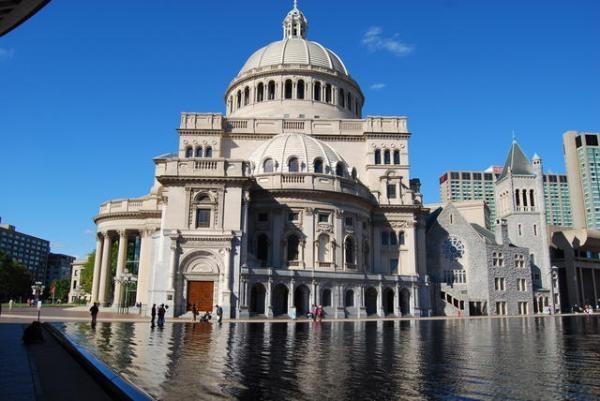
[[381, 231, 389, 245], [585, 134, 599, 146], [473, 173, 482, 180], [518, 302, 528, 315], [288, 212, 299, 222], [575, 135, 582, 148], [318, 213, 329, 223], [258, 213, 269, 222], [345, 216, 354, 226], [533, 224, 537, 236], [387, 184, 397, 199], [390, 258, 399, 275], [450, 172, 459, 180], [484, 173, 493, 181], [461, 172, 471, 180], [196, 209, 211, 228], [496, 301, 507, 315], [495, 277, 505, 291]]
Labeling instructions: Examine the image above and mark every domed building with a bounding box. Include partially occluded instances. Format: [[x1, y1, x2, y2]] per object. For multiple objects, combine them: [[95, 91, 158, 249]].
[[90, 3, 431, 319]]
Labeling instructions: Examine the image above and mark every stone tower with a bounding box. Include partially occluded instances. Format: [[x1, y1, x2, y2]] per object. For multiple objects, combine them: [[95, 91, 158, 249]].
[[494, 140, 557, 311]]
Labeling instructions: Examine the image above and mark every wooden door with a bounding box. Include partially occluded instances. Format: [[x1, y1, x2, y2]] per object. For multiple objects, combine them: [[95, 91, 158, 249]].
[[187, 281, 214, 312]]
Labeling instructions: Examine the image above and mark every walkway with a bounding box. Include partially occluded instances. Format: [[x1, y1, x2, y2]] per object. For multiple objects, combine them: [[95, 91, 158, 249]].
[[0, 321, 113, 401]]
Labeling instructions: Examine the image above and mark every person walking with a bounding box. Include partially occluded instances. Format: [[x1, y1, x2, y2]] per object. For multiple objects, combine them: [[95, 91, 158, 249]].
[[192, 304, 199, 322], [317, 305, 324, 322], [157, 304, 166, 328], [90, 302, 99, 327], [215, 304, 223, 324], [150, 304, 157, 326]]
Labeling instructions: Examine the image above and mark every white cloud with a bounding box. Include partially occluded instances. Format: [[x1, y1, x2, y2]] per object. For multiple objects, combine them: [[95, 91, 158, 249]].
[[51, 242, 66, 249], [0, 48, 15, 60], [370, 83, 387, 90], [84, 228, 94, 235], [362, 27, 413, 57]]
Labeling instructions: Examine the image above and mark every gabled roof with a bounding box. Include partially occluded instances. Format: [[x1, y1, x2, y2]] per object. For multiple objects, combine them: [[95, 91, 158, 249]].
[[498, 140, 534, 179], [471, 224, 497, 245]]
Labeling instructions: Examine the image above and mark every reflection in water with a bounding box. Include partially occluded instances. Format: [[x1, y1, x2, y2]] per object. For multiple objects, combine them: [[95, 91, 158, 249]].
[[58, 317, 600, 401]]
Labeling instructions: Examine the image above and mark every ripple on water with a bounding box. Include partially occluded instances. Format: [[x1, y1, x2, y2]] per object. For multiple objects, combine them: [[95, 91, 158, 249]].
[[55, 316, 600, 401]]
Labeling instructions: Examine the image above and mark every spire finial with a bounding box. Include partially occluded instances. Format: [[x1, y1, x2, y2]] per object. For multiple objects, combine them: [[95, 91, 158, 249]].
[[512, 129, 517, 143], [293, 0, 298, 10]]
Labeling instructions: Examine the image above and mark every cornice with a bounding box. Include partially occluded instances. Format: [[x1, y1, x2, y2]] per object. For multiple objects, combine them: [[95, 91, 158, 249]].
[[94, 210, 162, 224]]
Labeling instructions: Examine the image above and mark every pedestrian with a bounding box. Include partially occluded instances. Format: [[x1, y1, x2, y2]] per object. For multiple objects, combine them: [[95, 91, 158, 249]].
[[90, 302, 99, 327], [192, 304, 199, 322], [317, 305, 324, 322], [216, 304, 223, 324], [151, 304, 157, 327], [9, 299, 13, 311], [311, 304, 317, 321], [157, 304, 166, 327]]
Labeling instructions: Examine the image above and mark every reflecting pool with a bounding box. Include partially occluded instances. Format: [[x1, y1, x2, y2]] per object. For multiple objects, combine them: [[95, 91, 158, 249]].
[[56, 316, 600, 400]]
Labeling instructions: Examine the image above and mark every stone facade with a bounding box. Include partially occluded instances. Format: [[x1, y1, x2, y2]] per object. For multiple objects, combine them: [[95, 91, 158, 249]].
[[89, 4, 431, 319]]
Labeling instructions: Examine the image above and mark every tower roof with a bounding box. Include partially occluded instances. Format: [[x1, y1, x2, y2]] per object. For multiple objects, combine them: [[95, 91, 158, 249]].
[[499, 140, 534, 179]]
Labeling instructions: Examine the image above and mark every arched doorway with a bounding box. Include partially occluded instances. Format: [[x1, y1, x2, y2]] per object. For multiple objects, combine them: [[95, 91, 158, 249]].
[[272, 284, 289, 316], [294, 284, 310, 317], [365, 287, 378, 315], [249, 283, 266, 316], [383, 288, 395, 315], [400, 288, 411, 316]]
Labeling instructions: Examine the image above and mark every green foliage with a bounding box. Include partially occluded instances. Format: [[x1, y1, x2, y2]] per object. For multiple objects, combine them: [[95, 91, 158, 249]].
[[51, 278, 71, 302], [0, 251, 33, 301], [80, 251, 95, 294]]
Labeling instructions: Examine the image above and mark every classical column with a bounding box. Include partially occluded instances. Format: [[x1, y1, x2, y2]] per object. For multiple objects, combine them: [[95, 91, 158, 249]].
[[412, 284, 420, 316], [135, 228, 155, 307], [288, 279, 295, 317], [241, 191, 250, 266], [112, 230, 128, 307], [98, 232, 113, 306], [377, 282, 384, 317], [220, 247, 232, 312], [90, 233, 104, 303], [168, 238, 179, 292], [394, 283, 401, 317], [312, 280, 318, 306]]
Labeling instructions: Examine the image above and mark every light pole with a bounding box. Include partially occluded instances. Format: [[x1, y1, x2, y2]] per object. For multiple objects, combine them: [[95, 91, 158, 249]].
[[31, 281, 45, 321]]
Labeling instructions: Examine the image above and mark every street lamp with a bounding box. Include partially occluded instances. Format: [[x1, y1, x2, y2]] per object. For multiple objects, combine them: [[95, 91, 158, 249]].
[[114, 272, 137, 314], [31, 281, 45, 321]]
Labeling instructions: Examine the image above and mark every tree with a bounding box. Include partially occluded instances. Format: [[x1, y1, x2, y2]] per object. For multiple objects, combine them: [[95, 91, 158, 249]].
[[0, 251, 33, 301], [80, 251, 95, 294], [51, 278, 71, 303]]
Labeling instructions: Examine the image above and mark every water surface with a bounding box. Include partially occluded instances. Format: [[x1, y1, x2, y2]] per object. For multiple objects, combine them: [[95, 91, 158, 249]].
[[57, 317, 600, 400]]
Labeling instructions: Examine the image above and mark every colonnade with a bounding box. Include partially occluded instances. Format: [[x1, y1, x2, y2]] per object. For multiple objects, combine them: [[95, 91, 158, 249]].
[[91, 228, 156, 307]]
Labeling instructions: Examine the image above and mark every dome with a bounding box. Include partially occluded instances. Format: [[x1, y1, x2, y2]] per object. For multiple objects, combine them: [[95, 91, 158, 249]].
[[238, 39, 349, 77], [249, 133, 350, 176]]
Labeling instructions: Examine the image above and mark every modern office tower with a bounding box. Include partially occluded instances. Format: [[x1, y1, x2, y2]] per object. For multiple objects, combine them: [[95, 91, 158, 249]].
[[0, 221, 50, 281], [439, 167, 502, 228], [563, 131, 600, 229], [543, 174, 573, 227], [45, 253, 76, 287]]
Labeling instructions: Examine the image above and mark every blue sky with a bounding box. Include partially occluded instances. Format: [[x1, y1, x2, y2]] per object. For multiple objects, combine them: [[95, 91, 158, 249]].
[[1, 0, 599, 258]]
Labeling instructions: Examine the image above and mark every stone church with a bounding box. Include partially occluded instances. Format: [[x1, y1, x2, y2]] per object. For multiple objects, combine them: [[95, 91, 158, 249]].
[[89, 3, 432, 319]]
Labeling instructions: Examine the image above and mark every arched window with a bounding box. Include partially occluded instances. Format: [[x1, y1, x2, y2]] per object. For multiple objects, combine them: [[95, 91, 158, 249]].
[[345, 236, 354, 265], [335, 163, 345, 177], [288, 157, 299, 172], [384, 149, 391, 164], [347, 92, 352, 110], [195, 147, 203, 158], [345, 290, 354, 307], [339, 88, 345, 107], [322, 289, 332, 307], [297, 80, 305, 99], [284, 79, 293, 99], [185, 147, 193, 158], [257, 83, 264, 102], [515, 189, 520, 207], [325, 84, 332, 103], [287, 235, 299, 261], [351, 168, 357, 180], [393, 150, 400, 164], [236, 90, 242, 109], [355, 99, 359, 116], [398, 231, 405, 245], [374, 149, 381, 164], [522, 189, 528, 207], [268, 81, 276, 100], [314, 82, 321, 101], [530, 189, 535, 207], [244, 86, 250, 105], [314, 158, 323, 174], [194, 194, 213, 228], [204, 147, 212, 158], [257, 233, 269, 263], [263, 158, 274, 173], [390, 231, 397, 246]]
